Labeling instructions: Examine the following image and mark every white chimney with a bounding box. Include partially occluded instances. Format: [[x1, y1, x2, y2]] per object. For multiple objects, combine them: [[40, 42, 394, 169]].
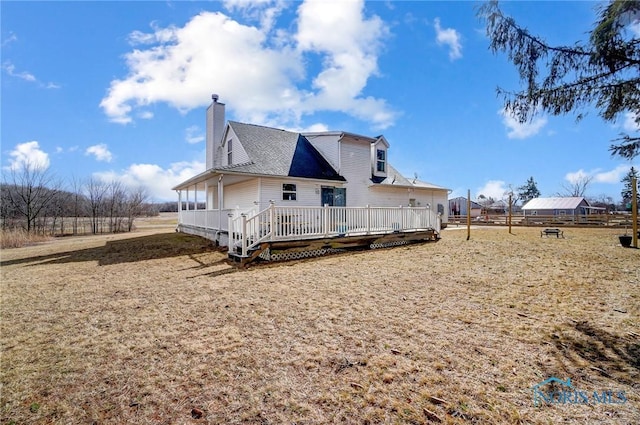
[[206, 94, 225, 169]]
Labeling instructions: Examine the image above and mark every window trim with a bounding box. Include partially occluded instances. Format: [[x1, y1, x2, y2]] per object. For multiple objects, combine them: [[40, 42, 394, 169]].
[[282, 183, 297, 201], [376, 148, 386, 173], [227, 139, 233, 165]]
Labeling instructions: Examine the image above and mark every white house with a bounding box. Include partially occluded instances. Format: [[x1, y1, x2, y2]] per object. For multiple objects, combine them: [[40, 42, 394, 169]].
[[173, 96, 449, 261]]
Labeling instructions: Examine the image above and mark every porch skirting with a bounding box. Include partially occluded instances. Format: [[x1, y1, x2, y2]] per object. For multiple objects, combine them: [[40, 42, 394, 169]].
[[177, 224, 229, 247]]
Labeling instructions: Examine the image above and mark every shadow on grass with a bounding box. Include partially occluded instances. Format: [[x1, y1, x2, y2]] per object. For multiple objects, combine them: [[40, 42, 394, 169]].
[[549, 320, 639, 386], [0, 233, 221, 267]]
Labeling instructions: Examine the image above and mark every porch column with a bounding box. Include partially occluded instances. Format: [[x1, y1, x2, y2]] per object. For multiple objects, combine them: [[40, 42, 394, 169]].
[[186, 189, 190, 211], [204, 181, 209, 209], [204, 181, 208, 229], [177, 190, 182, 224], [194, 182, 198, 210], [218, 175, 224, 231]]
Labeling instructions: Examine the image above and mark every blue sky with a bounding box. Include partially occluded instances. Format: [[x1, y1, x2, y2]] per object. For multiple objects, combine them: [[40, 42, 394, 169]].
[[2, 0, 638, 202]]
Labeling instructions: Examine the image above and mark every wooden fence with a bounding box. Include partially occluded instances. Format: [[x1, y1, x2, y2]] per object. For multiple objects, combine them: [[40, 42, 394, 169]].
[[447, 214, 639, 228]]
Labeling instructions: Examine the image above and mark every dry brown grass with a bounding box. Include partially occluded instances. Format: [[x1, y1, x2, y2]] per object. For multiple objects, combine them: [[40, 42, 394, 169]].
[[0, 229, 51, 249], [1, 223, 638, 424]]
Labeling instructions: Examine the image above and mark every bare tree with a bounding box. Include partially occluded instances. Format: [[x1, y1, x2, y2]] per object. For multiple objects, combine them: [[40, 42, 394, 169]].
[[1, 161, 60, 233], [85, 178, 109, 234], [105, 181, 127, 233], [125, 187, 149, 232], [68, 175, 87, 235], [558, 175, 593, 197]]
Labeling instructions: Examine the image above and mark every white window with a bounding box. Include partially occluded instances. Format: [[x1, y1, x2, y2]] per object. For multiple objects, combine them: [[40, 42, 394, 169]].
[[227, 139, 233, 164], [282, 183, 297, 201], [376, 149, 386, 173]]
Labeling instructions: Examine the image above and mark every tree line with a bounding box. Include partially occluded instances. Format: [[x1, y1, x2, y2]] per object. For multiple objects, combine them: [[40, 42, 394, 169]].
[[1, 162, 158, 236]]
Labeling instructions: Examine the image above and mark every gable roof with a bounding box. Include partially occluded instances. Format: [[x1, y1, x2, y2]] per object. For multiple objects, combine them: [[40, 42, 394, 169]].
[[522, 197, 589, 210], [218, 121, 345, 181], [370, 164, 448, 190]]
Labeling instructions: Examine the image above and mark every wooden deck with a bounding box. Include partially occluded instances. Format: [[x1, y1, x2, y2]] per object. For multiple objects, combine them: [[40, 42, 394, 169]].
[[228, 228, 440, 266], [178, 203, 442, 266]]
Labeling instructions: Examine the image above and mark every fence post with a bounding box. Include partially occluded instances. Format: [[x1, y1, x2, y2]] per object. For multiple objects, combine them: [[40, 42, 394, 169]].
[[400, 205, 404, 230]]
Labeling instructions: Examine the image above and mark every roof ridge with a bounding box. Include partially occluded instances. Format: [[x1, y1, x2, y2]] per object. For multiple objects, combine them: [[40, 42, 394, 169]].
[[229, 120, 292, 133]]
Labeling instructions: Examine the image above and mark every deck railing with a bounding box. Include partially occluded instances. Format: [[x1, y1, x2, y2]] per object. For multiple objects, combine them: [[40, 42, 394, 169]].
[[179, 209, 234, 230], [229, 203, 441, 256]]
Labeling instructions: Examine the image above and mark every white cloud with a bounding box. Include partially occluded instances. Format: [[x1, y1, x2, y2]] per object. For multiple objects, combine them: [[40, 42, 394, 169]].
[[93, 160, 206, 201], [2, 61, 60, 89], [2, 33, 17, 47], [565, 165, 633, 185], [138, 111, 154, 120], [222, 0, 286, 32], [623, 111, 639, 132], [476, 180, 508, 200], [434, 18, 462, 61], [4, 141, 50, 171], [564, 169, 591, 185], [2, 61, 35, 82], [100, 0, 395, 130], [85, 144, 113, 162], [299, 123, 329, 133], [186, 125, 205, 144], [594, 165, 632, 184], [499, 107, 547, 139]]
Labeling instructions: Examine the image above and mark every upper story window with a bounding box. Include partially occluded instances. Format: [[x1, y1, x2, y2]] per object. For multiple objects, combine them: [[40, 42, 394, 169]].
[[227, 139, 233, 164], [376, 149, 386, 173], [282, 183, 297, 201]]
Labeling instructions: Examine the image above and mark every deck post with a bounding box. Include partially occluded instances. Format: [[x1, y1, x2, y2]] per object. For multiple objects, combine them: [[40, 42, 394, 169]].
[[366, 205, 371, 235], [323, 204, 329, 237], [269, 201, 275, 241], [400, 205, 404, 231], [227, 213, 234, 254], [241, 213, 248, 257]]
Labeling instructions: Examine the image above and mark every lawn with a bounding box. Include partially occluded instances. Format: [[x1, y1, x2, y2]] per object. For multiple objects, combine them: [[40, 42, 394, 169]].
[[1, 225, 638, 424]]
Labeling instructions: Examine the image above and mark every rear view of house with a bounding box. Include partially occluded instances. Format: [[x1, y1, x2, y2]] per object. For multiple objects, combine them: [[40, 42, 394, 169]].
[[173, 96, 448, 261]]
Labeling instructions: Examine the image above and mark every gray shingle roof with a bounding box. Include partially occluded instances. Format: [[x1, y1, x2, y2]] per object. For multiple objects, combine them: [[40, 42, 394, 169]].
[[373, 164, 448, 190], [218, 121, 345, 181]]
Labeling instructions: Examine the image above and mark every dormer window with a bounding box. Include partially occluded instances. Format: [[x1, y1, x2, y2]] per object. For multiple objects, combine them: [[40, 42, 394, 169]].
[[376, 149, 386, 173], [227, 139, 233, 164]]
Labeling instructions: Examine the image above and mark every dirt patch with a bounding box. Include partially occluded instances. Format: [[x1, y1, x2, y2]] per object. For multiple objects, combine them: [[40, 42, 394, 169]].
[[1, 225, 638, 424]]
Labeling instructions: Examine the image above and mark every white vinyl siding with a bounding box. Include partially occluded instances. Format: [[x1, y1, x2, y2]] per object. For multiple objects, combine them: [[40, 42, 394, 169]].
[[367, 187, 449, 221], [223, 179, 259, 210], [338, 139, 372, 207], [259, 178, 321, 209], [222, 127, 250, 166], [304, 134, 341, 171]]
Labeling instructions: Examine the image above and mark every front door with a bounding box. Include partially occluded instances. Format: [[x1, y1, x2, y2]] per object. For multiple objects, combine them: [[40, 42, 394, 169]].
[[321, 187, 346, 206]]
